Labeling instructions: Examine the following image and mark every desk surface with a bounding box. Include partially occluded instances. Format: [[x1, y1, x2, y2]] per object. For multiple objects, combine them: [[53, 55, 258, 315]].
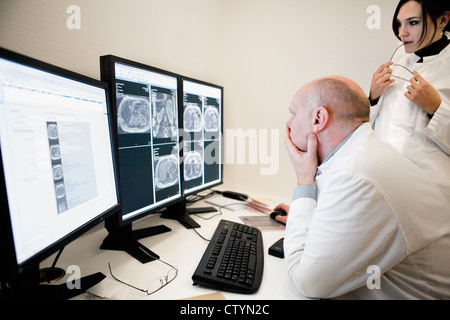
[[41, 193, 307, 300]]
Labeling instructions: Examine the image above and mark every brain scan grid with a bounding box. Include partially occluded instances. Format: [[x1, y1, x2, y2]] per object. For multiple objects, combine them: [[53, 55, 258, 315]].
[[47, 122, 68, 214], [183, 90, 221, 192], [115, 75, 181, 212]]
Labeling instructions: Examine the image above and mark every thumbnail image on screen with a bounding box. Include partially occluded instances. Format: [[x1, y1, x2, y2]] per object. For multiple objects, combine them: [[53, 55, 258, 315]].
[[47, 121, 99, 214], [113, 62, 181, 221], [182, 79, 222, 195]]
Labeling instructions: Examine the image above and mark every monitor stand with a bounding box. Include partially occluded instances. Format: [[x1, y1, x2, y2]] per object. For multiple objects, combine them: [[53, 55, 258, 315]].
[[39, 271, 106, 300], [100, 222, 171, 264], [3, 263, 105, 300], [161, 200, 217, 229]]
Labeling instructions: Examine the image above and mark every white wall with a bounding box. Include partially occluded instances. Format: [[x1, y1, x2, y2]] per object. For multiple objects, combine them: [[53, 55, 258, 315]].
[[0, 0, 400, 199]]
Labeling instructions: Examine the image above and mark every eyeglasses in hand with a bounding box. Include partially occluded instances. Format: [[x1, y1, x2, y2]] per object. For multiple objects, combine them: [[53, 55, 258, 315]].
[[389, 44, 415, 82]]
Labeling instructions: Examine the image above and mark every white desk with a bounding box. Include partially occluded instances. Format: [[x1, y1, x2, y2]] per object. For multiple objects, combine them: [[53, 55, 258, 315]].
[[40, 193, 307, 300]]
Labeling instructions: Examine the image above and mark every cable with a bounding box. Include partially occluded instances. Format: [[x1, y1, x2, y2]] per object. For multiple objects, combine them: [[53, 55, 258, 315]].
[[191, 227, 211, 242], [47, 247, 65, 283], [185, 190, 216, 206], [189, 201, 271, 241]]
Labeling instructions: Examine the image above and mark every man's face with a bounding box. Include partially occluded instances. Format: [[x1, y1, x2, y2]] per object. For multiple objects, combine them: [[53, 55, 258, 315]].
[[286, 94, 312, 152]]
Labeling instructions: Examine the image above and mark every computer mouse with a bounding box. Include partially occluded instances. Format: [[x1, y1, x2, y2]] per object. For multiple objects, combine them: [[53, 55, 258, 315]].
[[270, 210, 287, 220]]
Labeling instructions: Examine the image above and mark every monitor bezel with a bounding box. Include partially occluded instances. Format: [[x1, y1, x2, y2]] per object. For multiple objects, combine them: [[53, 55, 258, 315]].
[[99, 54, 184, 228], [0, 47, 121, 281], [180, 75, 224, 197]]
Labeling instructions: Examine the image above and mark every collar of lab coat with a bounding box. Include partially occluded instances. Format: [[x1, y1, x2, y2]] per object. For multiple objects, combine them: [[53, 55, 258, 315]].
[[316, 123, 367, 176], [395, 34, 450, 67], [415, 33, 449, 62]]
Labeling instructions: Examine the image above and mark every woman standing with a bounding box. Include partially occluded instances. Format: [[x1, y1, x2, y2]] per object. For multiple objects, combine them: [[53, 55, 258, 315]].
[[369, 0, 450, 202]]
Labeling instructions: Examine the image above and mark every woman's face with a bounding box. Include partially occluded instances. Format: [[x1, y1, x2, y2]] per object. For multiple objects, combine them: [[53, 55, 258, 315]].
[[397, 1, 442, 53]]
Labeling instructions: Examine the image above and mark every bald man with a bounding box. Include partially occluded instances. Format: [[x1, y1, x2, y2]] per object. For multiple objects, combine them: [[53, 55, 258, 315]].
[[277, 76, 450, 299]]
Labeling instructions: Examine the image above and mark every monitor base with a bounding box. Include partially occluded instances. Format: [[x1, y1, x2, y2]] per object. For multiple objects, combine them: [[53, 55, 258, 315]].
[[38, 272, 106, 300], [3, 265, 105, 300], [101, 224, 171, 263], [39, 267, 66, 284], [161, 200, 217, 229]]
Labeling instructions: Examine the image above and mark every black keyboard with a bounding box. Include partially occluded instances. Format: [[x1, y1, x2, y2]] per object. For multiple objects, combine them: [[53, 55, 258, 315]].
[[192, 219, 264, 294]]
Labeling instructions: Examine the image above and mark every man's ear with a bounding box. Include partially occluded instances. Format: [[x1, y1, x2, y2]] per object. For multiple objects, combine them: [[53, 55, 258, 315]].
[[311, 106, 329, 133]]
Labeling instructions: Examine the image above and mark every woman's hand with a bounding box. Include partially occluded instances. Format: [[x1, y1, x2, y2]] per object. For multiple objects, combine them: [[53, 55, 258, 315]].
[[405, 71, 442, 115], [369, 62, 395, 101]]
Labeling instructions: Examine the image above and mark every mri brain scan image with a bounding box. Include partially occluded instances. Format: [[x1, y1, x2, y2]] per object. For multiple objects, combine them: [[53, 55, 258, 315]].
[[184, 104, 202, 132], [184, 151, 203, 181], [47, 124, 59, 139], [50, 145, 61, 160], [55, 183, 66, 199], [152, 94, 177, 139], [52, 164, 64, 181], [154, 155, 179, 189], [204, 106, 219, 132], [117, 96, 151, 133]]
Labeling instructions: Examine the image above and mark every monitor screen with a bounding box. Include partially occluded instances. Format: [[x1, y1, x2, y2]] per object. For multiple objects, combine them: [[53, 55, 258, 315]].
[[158, 78, 223, 230], [181, 78, 223, 195], [0, 48, 120, 283], [100, 56, 182, 224], [99, 55, 183, 263]]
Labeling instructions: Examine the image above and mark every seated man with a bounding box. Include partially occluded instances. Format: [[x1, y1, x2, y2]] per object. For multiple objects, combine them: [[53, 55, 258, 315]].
[[276, 76, 450, 299]]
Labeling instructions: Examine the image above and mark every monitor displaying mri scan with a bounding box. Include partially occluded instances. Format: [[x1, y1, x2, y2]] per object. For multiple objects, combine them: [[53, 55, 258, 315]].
[[99, 56, 223, 239], [101, 56, 182, 223], [182, 78, 223, 195]]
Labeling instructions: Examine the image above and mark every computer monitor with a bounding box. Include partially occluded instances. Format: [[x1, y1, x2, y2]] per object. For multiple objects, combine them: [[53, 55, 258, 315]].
[[99, 55, 183, 263], [181, 77, 223, 194], [160, 77, 223, 228], [0, 48, 120, 299]]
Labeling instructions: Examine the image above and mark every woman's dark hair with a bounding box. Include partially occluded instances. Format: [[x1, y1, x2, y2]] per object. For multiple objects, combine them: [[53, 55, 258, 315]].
[[392, 0, 450, 46]]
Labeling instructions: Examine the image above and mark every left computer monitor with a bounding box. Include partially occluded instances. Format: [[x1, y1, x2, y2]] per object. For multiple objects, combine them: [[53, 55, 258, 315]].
[[99, 55, 183, 263], [0, 47, 121, 299]]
